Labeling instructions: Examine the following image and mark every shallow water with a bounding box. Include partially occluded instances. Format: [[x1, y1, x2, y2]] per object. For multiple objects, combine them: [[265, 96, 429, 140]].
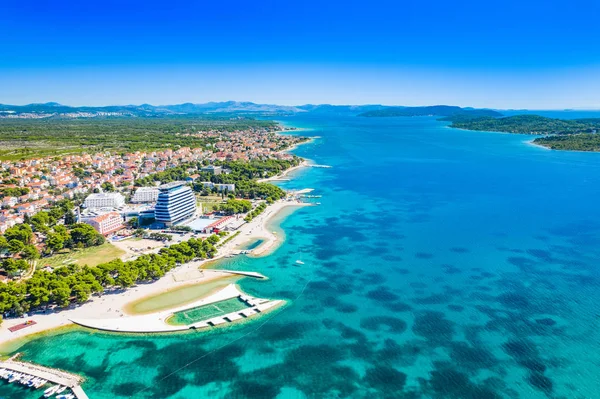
[[4, 113, 600, 398], [124, 275, 240, 315]]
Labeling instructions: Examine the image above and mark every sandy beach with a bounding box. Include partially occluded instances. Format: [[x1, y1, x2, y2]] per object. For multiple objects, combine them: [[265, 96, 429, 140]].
[[257, 159, 310, 183], [0, 198, 311, 347]]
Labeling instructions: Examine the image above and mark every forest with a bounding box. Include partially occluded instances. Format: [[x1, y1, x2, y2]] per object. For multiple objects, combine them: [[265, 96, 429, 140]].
[[0, 117, 280, 160], [532, 134, 600, 151], [448, 115, 600, 135]]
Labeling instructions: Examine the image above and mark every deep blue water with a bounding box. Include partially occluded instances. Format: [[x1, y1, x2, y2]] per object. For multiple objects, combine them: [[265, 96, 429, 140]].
[[4, 114, 600, 398]]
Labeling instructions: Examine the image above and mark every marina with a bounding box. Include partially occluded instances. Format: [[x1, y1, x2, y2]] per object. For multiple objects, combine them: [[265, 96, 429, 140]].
[[0, 356, 87, 398]]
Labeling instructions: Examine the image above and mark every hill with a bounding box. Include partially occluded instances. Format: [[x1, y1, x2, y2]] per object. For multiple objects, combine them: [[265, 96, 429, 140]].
[[357, 105, 503, 118], [449, 115, 600, 135]]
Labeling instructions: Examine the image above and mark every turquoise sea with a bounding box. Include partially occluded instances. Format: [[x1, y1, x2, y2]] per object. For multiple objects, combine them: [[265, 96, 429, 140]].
[[4, 113, 600, 398]]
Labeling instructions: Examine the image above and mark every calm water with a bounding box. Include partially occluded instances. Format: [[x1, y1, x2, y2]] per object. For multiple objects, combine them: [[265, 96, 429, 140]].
[[4, 114, 600, 398]]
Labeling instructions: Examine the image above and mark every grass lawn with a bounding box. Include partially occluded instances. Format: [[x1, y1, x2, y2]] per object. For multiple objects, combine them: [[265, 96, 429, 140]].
[[198, 194, 225, 213], [39, 243, 126, 268]]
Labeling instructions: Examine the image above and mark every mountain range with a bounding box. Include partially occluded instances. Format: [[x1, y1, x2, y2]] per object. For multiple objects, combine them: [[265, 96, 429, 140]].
[[0, 102, 502, 119]]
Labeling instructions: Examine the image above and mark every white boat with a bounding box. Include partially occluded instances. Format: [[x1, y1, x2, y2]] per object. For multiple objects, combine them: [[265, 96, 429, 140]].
[[56, 394, 74, 399], [44, 385, 60, 397], [295, 260, 305, 265], [8, 373, 21, 383], [55, 386, 67, 394], [34, 378, 47, 388]]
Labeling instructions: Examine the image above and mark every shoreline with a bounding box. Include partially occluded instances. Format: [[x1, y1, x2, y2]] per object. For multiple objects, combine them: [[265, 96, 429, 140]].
[[526, 139, 552, 151], [0, 131, 315, 349], [0, 198, 312, 349], [257, 159, 310, 183]]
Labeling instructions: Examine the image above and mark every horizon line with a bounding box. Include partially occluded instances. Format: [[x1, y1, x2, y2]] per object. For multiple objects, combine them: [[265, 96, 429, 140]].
[[2, 101, 600, 112]]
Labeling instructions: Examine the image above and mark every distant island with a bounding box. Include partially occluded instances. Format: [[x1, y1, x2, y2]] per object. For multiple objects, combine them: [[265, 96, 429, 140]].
[[357, 106, 600, 152], [448, 115, 600, 151], [357, 105, 503, 118]]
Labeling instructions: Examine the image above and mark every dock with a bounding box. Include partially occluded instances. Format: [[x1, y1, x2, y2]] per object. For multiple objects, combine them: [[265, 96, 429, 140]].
[[217, 269, 267, 279], [0, 356, 88, 398]]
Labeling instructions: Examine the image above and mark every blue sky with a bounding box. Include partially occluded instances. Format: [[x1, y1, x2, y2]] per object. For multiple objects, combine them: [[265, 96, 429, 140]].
[[2, 0, 600, 108]]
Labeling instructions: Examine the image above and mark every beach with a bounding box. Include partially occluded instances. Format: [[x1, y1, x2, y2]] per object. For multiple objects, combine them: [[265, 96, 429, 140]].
[[257, 159, 310, 184], [0, 197, 311, 347]]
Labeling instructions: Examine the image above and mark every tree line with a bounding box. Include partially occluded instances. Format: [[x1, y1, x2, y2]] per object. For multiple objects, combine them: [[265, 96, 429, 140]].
[[0, 234, 222, 318]]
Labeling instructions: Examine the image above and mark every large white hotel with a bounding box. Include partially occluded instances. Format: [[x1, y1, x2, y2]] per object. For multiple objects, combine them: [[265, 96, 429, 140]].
[[131, 187, 160, 203], [84, 192, 125, 209], [154, 181, 197, 226]]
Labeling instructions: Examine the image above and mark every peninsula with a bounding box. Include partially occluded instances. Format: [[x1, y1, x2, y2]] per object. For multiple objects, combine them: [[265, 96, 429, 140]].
[[447, 115, 600, 151]]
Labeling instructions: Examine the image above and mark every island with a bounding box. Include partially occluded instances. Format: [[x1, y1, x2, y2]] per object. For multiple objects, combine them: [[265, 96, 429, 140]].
[[357, 105, 503, 118], [446, 115, 600, 151]]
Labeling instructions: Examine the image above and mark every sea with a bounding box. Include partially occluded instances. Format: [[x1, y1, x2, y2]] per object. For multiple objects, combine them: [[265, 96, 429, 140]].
[[3, 112, 600, 398]]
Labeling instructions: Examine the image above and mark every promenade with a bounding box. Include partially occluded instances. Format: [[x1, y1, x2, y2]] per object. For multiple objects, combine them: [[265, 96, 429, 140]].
[[71, 284, 283, 333]]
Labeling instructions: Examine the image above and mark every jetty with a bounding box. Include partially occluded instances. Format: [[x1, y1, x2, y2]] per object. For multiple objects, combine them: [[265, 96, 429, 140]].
[[218, 269, 266, 279], [0, 355, 88, 398]]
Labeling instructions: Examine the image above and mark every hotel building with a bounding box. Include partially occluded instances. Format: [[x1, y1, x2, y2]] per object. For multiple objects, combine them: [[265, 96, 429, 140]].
[[154, 181, 197, 226], [131, 187, 160, 203], [86, 211, 124, 235], [84, 192, 125, 209]]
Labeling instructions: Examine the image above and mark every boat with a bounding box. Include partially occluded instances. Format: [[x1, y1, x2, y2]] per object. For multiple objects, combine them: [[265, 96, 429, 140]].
[[44, 385, 60, 397], [55, 386, 67, 394], [56, 394, 74, 399], [295, 260, 305, 265], [8, 373, 21, 383], [34, 378, 48, 388]]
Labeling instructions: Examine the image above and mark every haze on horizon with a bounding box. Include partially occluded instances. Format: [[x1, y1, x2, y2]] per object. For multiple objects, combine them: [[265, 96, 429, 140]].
[[2, 0, 600, 110]]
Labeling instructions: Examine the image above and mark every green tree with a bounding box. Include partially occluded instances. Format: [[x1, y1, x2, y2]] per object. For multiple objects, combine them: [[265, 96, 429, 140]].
[[72, 284, 91, 303], [21, 245, 40, 260], [46, 233, 65, 254], [64, 210, 77, 225], [4, 224, 33, 244], [101, 182, 115, 192], [51, 283, 71, 307], [2, 259, 28, 274], [70, 224, 105, 247], [7, 239, 25, 255]]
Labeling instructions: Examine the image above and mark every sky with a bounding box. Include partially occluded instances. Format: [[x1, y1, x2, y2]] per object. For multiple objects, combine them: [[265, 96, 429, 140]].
[[2, 0, 600, 109]]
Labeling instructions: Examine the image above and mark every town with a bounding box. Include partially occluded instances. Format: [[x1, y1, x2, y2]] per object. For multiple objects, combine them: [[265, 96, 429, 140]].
[[0, 125, 308, 282]]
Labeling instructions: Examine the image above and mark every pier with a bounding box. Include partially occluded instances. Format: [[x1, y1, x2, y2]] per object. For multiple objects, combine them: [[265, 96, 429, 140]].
[[0, 356, 88, 398], [217, 269, 267, 279]]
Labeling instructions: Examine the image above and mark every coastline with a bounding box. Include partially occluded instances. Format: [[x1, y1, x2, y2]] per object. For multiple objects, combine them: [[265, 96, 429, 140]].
[[0, 198, 312, 349], [0, 130, 315, 350], [257, 159, 310, 183], [526, 139, 552, 151]]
